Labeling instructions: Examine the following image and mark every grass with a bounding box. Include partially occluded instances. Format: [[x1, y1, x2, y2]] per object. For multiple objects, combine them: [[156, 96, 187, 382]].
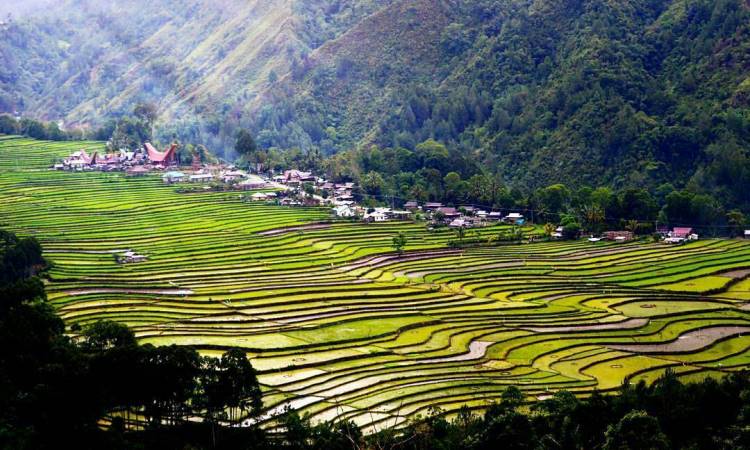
[[3, 136, 750, 428]]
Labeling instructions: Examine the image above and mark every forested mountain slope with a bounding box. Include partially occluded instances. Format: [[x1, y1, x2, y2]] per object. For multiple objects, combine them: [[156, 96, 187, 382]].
[[2, 0, 749, 201]]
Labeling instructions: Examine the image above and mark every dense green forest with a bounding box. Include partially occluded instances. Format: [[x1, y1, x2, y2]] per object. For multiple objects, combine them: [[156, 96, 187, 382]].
[[256, 0, 750, 213], [2, 228, 750, 449]]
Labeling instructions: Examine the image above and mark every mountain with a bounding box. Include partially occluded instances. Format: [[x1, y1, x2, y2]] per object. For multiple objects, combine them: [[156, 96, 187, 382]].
[[2, 0, 750, 203]]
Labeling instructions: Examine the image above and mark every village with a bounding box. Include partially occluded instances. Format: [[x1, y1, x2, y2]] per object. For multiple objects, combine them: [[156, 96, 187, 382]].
[[55, 142, 704, 245]]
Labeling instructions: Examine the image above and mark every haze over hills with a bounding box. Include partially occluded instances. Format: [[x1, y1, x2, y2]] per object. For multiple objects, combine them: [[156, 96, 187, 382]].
[[1, 0, 749, 199]]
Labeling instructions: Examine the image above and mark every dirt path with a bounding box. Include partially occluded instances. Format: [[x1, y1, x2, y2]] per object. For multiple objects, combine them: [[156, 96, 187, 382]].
[[338, 249, 463, 272], [398, 261, 523, 279], [418, 340, 495, 364], [608, 326, 750, 353], [524, 318, 649, 333], [257, 223, 331, 236], [64, 288, 194, 296]]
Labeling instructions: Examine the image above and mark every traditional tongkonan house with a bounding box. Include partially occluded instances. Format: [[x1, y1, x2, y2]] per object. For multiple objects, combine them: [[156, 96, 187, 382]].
[[144, 142, 177, 167]]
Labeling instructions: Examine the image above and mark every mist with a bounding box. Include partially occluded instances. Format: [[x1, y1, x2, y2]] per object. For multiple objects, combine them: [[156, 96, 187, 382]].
[[0, 0, 56, 18]]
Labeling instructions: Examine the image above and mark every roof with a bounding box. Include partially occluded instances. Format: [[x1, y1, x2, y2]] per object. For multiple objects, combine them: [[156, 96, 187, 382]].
[[436, 207, 459, 215], [145, 143, 177, 163], [163, 171, 185, 178], [505, 213, 524, 218], [672, 227, 693, 237]]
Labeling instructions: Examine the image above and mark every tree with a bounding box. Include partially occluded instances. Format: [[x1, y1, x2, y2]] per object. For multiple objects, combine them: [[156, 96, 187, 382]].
[[727, 210, 747, 237], [543, 222, 556, 239], [0, 114, 19, 134], [392, 232, 407, 255], [80, 320, 136, 353], [581, 204, 605, 234], [500, 385, 525, 410], [535, 184, 571, 220], [235, 129, 257, 157], [604, 410, 669, 450], [625, 219, 640, 234], [362, 171, 385, 196], [453, 226, 466, 244], [218, 348, 262, 422]]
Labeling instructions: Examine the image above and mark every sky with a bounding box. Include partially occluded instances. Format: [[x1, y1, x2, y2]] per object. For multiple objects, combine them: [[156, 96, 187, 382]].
[[0, 0, 56, 18]]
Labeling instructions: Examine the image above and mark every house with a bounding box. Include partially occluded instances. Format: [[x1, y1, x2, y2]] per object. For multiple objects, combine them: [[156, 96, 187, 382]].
[[449, 218, 468, 228], [251, 192, 269, 201], [503, 213, 525, 224], [144, 142, 177, 167], [126, 166, 150, 177], [189, 173, 215, 183], [745, 230, 750, 239], [404, 201, 419, 210], [237, 175, 268, 190], [488, 211, 503, 221], [670, 227, 693, 239], [424, 202, 443, 211], [64, 149, 97, 169], [333, 205, 356, 218], [280, 198, 302, 206], [435, 207, 460, 219], [162, 171, 186, 184], [460, 206, 476, 215], [222, 170, 247, 183], [364, 208, 390, 222], [603, 231, 634, 242], [388, 210, 413, 221], [283, 170, 315, 185], [117, 250, 147, 264]]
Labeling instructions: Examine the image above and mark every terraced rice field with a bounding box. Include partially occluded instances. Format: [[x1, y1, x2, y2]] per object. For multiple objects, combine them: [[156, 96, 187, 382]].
[[3, 136, 750, 431]]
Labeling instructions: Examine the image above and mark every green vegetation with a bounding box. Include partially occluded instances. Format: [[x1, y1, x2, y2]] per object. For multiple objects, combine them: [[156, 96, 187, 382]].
[[3, 0, 750, 210], [3, 138, 750, 445]]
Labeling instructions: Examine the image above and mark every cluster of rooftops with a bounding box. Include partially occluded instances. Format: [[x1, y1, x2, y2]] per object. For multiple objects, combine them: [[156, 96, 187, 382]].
[[55, 143, 179, 173], [334, 201, 526, 227]]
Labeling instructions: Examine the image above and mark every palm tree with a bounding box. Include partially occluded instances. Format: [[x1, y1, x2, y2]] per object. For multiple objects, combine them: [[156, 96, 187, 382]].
[[581, 204, 605, 234], [454, 226, 466, 243], [543, 222, 556, 238], [625, 219, 640, 234]]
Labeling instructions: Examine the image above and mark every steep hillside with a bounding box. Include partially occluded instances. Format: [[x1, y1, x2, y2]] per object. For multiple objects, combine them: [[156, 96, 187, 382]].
[[2, 0, 750, 202], [0, 0, 390, 147], [250, 0, 750, 210]]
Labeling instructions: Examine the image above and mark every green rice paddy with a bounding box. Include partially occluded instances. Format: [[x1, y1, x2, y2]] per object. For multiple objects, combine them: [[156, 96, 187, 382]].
[[3, 136, 750, 431]]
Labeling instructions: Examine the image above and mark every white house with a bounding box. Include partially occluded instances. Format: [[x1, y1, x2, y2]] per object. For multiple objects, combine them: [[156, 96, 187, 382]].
[[449, 218, 468, 228], [333, 205, 356, 218], [364, 208, 390, 222], [189, 174, 214, 183], [162, 171, 186, 184], [503, 213, 525, 224]]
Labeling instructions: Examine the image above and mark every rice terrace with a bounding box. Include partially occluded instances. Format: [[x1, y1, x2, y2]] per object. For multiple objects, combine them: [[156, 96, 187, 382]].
[[3, 136, 750, 434]]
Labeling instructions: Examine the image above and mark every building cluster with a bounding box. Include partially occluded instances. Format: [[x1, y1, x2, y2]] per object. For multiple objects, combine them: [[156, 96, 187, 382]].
[[661, 227, 699, 244], [55, 143, 179, 172], [331, 200, 528, 227]]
